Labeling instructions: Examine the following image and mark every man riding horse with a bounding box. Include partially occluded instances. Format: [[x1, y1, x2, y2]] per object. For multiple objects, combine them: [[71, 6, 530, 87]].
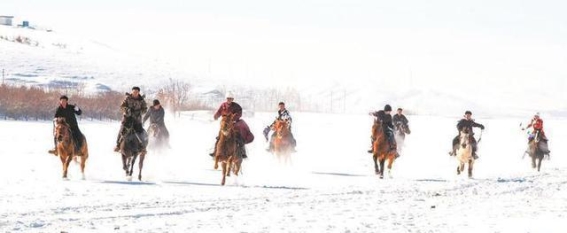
[[48, 95, 85, 155], [368, 104, 398, 156], [264, 102, 297, 152], [393, 107, 410, 134], [449, 110, 484, 159], [522, 112, 551, 155], [209, 91, 254, 158], [114, 86, 148, 155], [143, 99, 170, 148]]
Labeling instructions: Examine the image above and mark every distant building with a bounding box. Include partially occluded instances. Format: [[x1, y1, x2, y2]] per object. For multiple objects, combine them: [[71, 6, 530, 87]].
[[0, 16, 14, 26]]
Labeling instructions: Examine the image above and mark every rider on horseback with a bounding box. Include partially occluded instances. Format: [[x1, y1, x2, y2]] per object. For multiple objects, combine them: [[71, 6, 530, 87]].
[[48, 95, 85, 155], [264, 102, 297, 152], [114, 86, 148, 155], [393, 107, 410, 134], [522, 112, 551, 155], [368, 104, 398, 154], [449, 110, 484, 159], [210, 91, 253, 158], [142, 99, 170, 148]]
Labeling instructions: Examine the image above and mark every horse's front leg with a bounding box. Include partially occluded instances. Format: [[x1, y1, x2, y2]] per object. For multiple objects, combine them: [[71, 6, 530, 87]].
[[221, 162, 227, 186], [373, 154, 379, 175], [537, 157, 542, 172], [468, 160, 474, 178], [531, 156, 536, 169], [379, 157, 386, 179], [129, 155, 138, 178], [122, 154, 129, 174], [63, 153, 73, 179], [138, 153, 146, 181]]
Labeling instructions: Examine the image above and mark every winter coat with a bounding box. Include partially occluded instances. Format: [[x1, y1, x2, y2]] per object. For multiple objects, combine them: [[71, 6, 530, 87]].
[[371, 110, 395, 131], [54, 104, 82, 132], [456, 119, 484, 132], [120, 93, 148, 124], [235, 119, 254, 144], [527, 118, 544, 131], [143, 106, 166, 126], [392, 114, 409, 127], [214, 102, 243, 121]]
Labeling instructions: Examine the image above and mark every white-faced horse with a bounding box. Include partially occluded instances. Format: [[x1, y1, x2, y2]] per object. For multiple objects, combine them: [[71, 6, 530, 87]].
[[456, 128, 475, 178]]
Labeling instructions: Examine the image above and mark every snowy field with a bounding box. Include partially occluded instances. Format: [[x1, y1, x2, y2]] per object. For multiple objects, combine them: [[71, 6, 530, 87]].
[[1, 112, 566, 232]]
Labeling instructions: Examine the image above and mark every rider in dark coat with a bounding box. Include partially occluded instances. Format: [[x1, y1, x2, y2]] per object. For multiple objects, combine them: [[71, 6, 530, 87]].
[[143, 99, 170, 146], [48, 95, 85, 155], [114, 86, 148, 154], [392, 108, 410, 133], [449, 110, 485, 159], [368, 104, 397, 154]]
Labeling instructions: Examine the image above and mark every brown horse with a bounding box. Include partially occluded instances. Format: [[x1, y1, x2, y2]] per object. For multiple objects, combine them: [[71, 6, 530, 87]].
[[54, 117, 88, 179], [371, 119, 397, 179], [271, 119, 293, 164], [213, 113, 243, 185], [527, 133, 545, 172], [455, 128, 474, 178]]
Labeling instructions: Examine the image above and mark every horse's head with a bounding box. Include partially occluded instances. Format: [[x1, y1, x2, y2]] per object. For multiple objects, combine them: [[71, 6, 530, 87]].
[[220, 113, 236, 137], [459, 128, 471, 148], [372, 118, 383, 139], [54, 117, 71, 142], [274, 119, 290, 139]]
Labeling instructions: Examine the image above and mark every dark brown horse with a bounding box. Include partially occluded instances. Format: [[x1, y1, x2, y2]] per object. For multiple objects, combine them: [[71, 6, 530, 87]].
[[371, 119, 397, 179], [271, 119, 293, 164], [527, 133, 545, 172], [54, 117, 88, 179], [214, 113, 243, 185], [120, 116, 146, 181]]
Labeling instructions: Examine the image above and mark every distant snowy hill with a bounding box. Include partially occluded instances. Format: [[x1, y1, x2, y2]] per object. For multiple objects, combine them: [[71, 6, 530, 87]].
[[1, 24, 565, 117]]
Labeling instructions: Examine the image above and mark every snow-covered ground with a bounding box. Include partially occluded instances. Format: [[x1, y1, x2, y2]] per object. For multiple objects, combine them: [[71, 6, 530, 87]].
[[1, 112, 566, 232]]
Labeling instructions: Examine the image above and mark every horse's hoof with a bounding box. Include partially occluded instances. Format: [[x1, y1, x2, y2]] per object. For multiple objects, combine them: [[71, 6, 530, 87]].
[[126, 176, 133, 182]]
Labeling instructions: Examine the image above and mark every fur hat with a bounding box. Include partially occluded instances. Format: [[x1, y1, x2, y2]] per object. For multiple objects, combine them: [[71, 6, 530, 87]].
[[59, 95, 69, 100], [225, 91, 234, 99], [153, 99, 161, 106], [384, 104, 392, 112], [132, 86, 141, 91], [465, 110, 472, 115]]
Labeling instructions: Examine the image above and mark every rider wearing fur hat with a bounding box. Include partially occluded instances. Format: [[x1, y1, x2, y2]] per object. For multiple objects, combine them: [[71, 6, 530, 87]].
[[368, 104, 397, 155], [48, 95, 85, 155]]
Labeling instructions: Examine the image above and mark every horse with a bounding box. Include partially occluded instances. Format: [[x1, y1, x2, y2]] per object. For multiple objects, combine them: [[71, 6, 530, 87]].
[[54, 117, 88, 179], [119, 116, 146, 181], [394, 122, 409, 154], [213, 113, 243, 186], [371, 119, 397, 179], [271, 119, 293, 164], [527, 132, 545, 172], [147, 123, 168, 154], [455, 128, 474, 178]]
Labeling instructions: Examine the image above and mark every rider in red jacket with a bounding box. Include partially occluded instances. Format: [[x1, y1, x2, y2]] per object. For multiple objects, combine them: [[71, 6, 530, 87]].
[[523, 113, 550, 154]]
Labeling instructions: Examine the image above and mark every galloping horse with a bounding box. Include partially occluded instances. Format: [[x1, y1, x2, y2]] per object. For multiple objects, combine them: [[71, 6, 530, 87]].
[[371, 119, 397, 179], [527, 132, 545, 172], [147, 123, 168, 153], [54, 117, 88, 179], [213, 113, 243, 185], [271, 119, 293, 164], [119, 116, 146, 181], [455, 128, 474, 178]]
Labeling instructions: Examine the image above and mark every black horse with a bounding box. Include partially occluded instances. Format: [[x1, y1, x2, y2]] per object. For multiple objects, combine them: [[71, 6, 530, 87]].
[[119, 116, 147, 181]]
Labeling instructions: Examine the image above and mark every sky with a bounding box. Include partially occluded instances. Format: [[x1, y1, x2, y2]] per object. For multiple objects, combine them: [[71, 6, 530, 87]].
[[2, 0, 567, 92]]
